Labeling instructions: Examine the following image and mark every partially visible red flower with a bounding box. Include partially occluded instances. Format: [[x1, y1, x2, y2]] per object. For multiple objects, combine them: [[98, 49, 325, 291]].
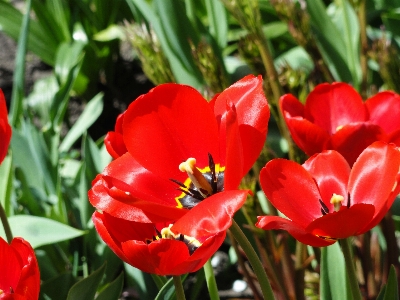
[[0, 90, 12, 164], [89, 75, 270, 238], [280, 82, 400, 165], [256, 141, 400, 247], [93, 211, 226, 275], [104, 112, 127, 159], [0, 237, 40, 300]]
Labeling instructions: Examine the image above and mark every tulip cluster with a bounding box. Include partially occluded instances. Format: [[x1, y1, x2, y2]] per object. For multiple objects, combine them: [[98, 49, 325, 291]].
[[89, 79, 400, 277]]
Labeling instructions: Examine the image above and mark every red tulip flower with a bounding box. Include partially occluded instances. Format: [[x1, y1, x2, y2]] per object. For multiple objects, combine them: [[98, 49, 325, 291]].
[[0, 90, 12, 164], [90, 75, 270, 239], [280, 82, 400, 165], [0, 237, 40, 300], [93, 211, 226, 275], [256, 141, 400, 247]]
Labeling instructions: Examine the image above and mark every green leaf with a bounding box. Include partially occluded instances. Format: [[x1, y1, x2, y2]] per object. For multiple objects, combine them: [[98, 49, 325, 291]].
[[95, 272, 124, 300], [205, 0, 228, 49], [305, 0, 354, 83], [59, 93, 104, 153], [40, 273, 76, 300], [382, 265, 398, 300], [93, 24, 126, 41], [0, 155, 13, 214], [124, 263, 159, 299], [9, 0, 31, 126], [67, 263, 106, 300], [0, 1, 57, 65], [0, 215, 85, 248], [320, 243, 351, 300], [155, 275, 187, 300]]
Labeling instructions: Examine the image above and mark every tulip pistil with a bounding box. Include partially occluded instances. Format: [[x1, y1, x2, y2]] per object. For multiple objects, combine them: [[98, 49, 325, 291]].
[[172, 154, 225, 209], [330, 193, 344, 211]]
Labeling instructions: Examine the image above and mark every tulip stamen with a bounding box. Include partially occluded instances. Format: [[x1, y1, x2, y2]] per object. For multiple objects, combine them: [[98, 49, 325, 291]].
[[208, 153, 218, 194], [347, 192, 351, 209], [179, 158, 213, 197], [330, 193, 344, 211], [319, 199, 329, 215]]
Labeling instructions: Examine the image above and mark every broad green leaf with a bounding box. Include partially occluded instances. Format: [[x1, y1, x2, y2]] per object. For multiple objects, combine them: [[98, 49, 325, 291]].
[[0, 1, 57, 65], [95, 272, 124, 300], [305, 0, 353, 83], [59, 93, 104, 152], [40, 273, 75, 300], [67, 263, 106, 300], [55, 42, 86, 85], [383, 265, 398, 299], [320, 243, 351, 300], [124, 263, 159, 299], [205, 0, 228, 49], [0, 215, 85, 248], [9, 0, 31, 126], [93, 24, 126, 41], [275, 46, 314, 73]]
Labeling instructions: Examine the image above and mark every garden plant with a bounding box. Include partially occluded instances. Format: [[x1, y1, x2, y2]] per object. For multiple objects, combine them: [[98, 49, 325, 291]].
[[1, 0, 400, 299]]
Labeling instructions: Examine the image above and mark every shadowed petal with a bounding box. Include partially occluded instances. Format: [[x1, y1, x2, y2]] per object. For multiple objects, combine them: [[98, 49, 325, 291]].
[[0, 90, 11, 164], [256, 216, 334, 247]]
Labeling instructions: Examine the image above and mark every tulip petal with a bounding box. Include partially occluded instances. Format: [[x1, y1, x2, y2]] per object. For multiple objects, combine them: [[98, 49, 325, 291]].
[[302, 150, 350, 212], [0, 90, 11, 164], [328, 123, 385, 166], [260, 159, 322, 228], [123, 84, 220, 180], [256, 216, 334, 247], [304, 82, 366, 135], [171, 190, 248, 237], [213, 75, 269, 177], [306, 203, 375, 239], [280, 94, 330, 156], [348, 142, 400, 217], [0, 237, 22, 293], [366, 91, 400, 135]]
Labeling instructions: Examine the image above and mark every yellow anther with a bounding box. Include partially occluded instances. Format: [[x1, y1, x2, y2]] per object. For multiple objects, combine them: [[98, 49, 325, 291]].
[[179, 158, 213, 197], [330, 193, 344, 211], [336, 125, 344, 132]]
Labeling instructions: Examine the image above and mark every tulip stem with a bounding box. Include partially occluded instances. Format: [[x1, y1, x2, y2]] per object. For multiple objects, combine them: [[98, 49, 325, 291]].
[[203, 259, 220, 300], [340, 238, 362, 300], [0, 201, 12, 243], [230, 219, 275, 300], [173, 275, 186, 300]]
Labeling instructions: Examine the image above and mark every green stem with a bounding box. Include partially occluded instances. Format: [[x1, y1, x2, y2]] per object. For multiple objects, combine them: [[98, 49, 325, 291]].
[[340, 238, 362, 300], [229, 220, 275, 300], [203, 259, 220, 300], [173, 276, 186, 300], [0, 202, 12, 243]]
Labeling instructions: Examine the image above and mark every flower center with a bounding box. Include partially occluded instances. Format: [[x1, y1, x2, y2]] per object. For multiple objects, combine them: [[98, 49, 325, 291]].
[[319, 193, 351, 216], [147, 224, 201, 255], [171, 153, 225, 209]]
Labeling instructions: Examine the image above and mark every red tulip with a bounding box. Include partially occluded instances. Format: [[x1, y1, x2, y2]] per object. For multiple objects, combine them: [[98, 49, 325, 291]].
[[89, 75, 270, 238], [256, 141, 400, 247], [0, 90, 12, 164], [93, 211, 226, 275], [280, 82, 400, 165], [0, 237, 40, 300]]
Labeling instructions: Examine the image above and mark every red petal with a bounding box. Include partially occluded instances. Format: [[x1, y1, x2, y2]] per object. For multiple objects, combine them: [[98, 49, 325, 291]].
[[213, 75, 270, 176], [348, 142, 400, 217], [260, 159, 322, 228], [104, 132, 127, 159], [0, 90, 11, 164], [366, 91, 400, 135], [171, 190, 248, 237], [0, 237, 22, 293], [306, 203, 375, 239], [256, 216, 334, 247], [304, 82, 367, 135], [280, 94, 329, 156], [89, 153, 189, 224], [328, 123, 385, 166], [11, 238, 40, 299], [302, 150, 350, 212], [123, 84, 220, 180]]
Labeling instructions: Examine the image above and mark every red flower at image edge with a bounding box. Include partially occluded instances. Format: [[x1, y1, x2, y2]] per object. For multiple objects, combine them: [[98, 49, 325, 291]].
[[280, 82, 400, 165], [256, 141, 400, 247], [89, 75, 270, 273], [0, 90, 12, 164], [0, 237, 40, 300]]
